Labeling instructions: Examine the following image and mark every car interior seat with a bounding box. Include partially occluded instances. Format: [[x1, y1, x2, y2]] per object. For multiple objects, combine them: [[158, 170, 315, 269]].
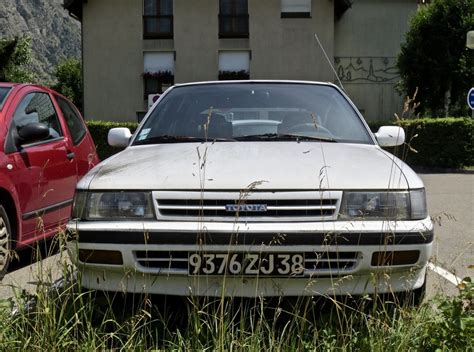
[[208, 114, 232, 139], [278, 111, 319, 134], [187, 113, 233, 139]]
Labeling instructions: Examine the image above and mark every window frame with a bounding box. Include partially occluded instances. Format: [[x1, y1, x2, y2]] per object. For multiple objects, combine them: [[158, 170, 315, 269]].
[[143, 51, 175, 98], [143, 0, 174, 39], [280, 12, 311, 18], [144, 77, 174, 98], [219, 0, 249, 39], [281, 0, 311, 18], [218, 50, 251, 80]]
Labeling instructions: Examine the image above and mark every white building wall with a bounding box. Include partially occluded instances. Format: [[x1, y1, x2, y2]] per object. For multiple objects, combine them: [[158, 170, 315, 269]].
[[334, 0, 417, 121], [78, 0, 416, 122]]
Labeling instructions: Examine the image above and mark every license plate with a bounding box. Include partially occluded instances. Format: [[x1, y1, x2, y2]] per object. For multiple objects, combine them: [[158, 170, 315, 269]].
[[188, 253, 305, 276]]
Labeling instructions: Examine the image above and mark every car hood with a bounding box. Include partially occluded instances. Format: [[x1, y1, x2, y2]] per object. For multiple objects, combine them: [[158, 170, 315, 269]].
[[79, 142, 423, 191]]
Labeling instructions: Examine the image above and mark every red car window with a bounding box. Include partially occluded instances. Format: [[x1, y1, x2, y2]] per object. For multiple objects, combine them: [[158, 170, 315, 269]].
[[5, 92, 65, 153], [13, 92, 63, 137], [56, 96, 87, 146], [0, 87, 11, 110]]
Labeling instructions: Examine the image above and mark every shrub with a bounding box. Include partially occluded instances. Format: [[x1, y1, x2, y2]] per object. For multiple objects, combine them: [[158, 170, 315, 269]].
[[0, 36, 35, 83], [86, 120, 138, 161], [368, 117, 474, 169], [218, 70, 250, 80], [142, 70, 174, 84], [86, 118, 473, 168], [397, 0, 474, 117], [422, 278, 474, 351], [52, 58, 83, 111]]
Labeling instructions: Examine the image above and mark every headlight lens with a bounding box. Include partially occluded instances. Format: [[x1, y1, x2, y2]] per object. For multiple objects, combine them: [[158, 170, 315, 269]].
[[72, 191, 154, 220], [339, 189, 427, 220], [409, 189, 427, 220], [72, 191, 87, 219]]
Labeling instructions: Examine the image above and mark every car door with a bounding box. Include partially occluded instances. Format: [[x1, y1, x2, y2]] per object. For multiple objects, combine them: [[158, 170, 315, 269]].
[[53, 95, 99, 178], [4, 89, 77, 241]]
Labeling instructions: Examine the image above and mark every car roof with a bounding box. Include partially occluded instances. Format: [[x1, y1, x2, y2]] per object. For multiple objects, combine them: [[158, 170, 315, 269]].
[[0, 82, 19, 88], [0, 83, 73, 112], [173, 80, 339, 89], [0, 82, 54, 92], [0, 82, 70, 101]]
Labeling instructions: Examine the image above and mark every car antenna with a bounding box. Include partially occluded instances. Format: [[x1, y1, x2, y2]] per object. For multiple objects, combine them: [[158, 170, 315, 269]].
[[314, 33, 345, 91]]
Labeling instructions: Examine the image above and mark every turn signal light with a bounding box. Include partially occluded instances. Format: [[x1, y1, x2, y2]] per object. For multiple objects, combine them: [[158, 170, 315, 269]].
[[78, 249, 123, 265], [371, 250, 420, 266]]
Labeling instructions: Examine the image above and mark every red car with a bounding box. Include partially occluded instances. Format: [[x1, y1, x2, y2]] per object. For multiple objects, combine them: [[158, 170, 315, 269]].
[[0, 83, 99, 278]]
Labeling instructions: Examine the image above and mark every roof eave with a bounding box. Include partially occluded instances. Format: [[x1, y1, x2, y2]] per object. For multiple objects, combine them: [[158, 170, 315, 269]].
[[63, 0, 83, 21], [335, 0, 353, 20]]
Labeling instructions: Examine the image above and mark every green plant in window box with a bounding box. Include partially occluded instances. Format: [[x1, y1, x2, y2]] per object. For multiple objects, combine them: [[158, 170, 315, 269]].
[[218, 70, 250, 80], [142, 70, 174, 84]]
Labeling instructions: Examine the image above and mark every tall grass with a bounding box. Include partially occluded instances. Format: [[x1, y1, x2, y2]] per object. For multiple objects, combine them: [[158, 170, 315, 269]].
[[0, 233, 472, 351]]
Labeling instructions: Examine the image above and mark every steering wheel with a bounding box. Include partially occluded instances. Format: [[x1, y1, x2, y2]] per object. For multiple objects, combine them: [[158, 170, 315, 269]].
[[285, 123, 333, 137]]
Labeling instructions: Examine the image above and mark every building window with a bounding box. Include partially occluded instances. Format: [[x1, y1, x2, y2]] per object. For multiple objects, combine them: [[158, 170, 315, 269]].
[[143, 0, 173, 39], [143, 52, 175, 97], [281, 0, 311, 18], [218, 51, 250, 80], [219, 0, 249, 38]]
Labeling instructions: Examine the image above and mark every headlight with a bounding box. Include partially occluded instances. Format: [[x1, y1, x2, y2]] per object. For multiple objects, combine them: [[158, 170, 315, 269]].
[[409, 189, 427, 220], [72, 191, 154, 220], [71, 191, 88, 219], [339, 189, 427, 220]]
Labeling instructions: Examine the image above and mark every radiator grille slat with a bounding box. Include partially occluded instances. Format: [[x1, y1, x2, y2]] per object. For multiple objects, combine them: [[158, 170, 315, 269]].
[[154, 191, 342, 222]]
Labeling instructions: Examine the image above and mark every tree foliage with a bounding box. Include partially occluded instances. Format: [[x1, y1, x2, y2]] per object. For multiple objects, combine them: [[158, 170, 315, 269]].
[[397, 0, 474, 117], [52, 58, 83, 111], [0, 36, 36, 83]]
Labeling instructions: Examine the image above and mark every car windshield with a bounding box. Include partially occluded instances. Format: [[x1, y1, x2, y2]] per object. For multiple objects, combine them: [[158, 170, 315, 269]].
[[0, 87, 11, 111], [133, 83, 373, 145]]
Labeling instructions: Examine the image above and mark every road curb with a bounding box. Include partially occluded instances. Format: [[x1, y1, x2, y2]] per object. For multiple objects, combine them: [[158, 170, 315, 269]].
[[413, 166, 474, 174]]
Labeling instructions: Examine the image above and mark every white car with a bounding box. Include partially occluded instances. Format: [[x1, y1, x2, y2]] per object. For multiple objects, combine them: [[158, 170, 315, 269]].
[[68, 81, 433, 301]]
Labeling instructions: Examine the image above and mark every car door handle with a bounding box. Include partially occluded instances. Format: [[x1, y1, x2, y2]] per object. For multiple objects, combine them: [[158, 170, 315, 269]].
[[66, 152, 75, 160]]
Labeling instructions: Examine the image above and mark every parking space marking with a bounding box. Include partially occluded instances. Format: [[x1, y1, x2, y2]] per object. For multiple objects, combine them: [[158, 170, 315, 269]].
[[427, 262, 464, 286]]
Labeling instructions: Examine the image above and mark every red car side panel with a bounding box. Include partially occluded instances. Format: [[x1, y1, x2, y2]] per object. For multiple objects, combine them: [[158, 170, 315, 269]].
[[0, 158, 24, 244], [0, 84, 99, 249]]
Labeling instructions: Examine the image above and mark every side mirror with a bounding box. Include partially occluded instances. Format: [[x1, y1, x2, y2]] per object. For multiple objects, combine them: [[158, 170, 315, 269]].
[[374, 126, 405, 147], [108, 128, 132, 148], [17, 123, 50, 145]]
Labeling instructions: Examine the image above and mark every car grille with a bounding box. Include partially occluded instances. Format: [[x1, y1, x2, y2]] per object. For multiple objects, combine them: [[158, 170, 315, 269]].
[[134, 250, 360, 276], [153, 191, 342, 222]]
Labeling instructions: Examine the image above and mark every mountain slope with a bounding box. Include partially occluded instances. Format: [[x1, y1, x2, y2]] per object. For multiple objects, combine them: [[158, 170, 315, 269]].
[[0, 0, 80, 83]]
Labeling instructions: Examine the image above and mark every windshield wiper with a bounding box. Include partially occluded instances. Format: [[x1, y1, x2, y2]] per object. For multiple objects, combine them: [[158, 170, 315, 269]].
[[234, 133, 337, 142], [134, 135, 234, 145]]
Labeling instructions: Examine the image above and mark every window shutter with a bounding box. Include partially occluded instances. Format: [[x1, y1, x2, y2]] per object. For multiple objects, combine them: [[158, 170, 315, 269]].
[[281, 0, 311, 14], [218, 51, 250, 72], [144, 52, 175, 73]]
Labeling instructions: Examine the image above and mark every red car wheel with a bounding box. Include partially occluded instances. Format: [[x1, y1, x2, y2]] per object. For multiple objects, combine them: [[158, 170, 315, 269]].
[[0, 205, 12, 280]]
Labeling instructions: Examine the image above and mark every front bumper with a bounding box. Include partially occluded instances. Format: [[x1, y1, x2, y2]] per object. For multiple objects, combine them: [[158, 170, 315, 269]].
[[67, 218, 433, 297]]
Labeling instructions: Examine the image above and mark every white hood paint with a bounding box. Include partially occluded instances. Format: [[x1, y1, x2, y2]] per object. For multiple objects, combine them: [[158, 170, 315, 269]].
[[79, 142, 424, 191]]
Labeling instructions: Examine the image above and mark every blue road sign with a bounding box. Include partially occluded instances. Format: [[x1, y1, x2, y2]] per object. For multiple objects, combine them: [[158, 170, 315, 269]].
[[468, 88, 474, 110]]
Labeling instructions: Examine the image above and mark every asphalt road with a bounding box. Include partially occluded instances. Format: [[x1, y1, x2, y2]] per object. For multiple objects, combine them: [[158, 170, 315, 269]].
[[0, 173, 472, 300], [421, 173, 473, 297]]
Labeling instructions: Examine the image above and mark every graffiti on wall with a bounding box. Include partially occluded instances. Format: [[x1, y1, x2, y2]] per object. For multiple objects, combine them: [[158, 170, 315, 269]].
[[334, 57, 399, 83]]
